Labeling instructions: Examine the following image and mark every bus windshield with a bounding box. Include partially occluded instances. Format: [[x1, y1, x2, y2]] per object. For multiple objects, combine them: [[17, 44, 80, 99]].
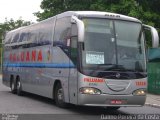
[[81, 18, 146, 74]]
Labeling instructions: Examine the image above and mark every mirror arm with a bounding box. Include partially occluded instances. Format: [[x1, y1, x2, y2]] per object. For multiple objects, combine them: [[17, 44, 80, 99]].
[[71, 16, 84, 42]]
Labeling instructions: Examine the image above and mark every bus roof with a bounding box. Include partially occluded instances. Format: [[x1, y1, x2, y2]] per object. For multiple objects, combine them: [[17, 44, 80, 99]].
[[7, 11, 141, 34], [5, 11, 141, 45], [56, 11, 141, 23]]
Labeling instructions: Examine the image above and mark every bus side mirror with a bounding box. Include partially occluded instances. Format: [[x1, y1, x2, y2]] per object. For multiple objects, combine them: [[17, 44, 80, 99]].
[[143, 24, 159, 48], [71, 16, 84, 42]]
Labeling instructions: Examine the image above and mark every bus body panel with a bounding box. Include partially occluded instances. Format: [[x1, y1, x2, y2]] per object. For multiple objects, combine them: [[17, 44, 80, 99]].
[[68, 68, 78, 104], [3, 45, 71, 101], [77, 73, 147, 106], [2, 11, 149, 107], [78, 94, 146, 106]]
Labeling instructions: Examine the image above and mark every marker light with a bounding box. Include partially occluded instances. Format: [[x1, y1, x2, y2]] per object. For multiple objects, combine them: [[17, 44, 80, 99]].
[[133, 89, 146, 96], [79, 87, 101, 95]]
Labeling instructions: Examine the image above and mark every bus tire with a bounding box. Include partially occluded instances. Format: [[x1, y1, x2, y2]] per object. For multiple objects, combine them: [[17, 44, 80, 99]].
[[10, 77, 16, 94], [54, 83, 68, 108], [16, 78, 23, 96]]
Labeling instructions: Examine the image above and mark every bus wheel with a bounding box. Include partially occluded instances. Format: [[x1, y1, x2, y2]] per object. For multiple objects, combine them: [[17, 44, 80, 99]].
[[16, 79, 23, 96], [106, 107, 120, 110], [10, 79, 16, 94], [55, 83, 67, 108]]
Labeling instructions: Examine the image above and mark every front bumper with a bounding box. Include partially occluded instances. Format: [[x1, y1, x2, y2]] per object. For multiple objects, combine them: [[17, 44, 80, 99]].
[[78, 94, 146, 107]]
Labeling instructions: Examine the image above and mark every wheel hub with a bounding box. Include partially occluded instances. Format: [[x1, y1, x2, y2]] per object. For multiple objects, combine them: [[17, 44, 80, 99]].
[[57, 88, 63, 101], [17, 81, 20, 89]]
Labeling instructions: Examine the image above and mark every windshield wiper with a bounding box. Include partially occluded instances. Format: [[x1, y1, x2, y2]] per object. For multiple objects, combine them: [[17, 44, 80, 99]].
[[104, 64, 125, 70], [90, 64, 124, 75], [97, 64, 141, 72]]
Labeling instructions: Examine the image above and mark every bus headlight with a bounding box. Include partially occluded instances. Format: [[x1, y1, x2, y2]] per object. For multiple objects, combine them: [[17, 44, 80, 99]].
[[79, 87, 101, 95], [133, 89, 146, 96]]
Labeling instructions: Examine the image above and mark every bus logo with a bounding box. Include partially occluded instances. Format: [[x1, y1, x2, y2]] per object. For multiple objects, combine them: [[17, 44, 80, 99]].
[[116, 73, 121, 78], [9, 50, 43, 62], [84, 77, 105, 83]]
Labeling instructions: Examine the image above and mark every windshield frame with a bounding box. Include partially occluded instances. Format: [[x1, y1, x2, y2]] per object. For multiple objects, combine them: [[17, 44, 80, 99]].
[[77, 17, 147, 79]]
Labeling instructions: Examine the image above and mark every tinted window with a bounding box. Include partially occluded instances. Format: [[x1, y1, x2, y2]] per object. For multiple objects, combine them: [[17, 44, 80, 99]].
[[5, 18, 55, 48], [27, 25, 39, 46], [19, 29, 29, 43], [38, 19, 55, 45], [54, 17, 71, 47], [11, 33, 19, 43], [5, 33, 12, 44]]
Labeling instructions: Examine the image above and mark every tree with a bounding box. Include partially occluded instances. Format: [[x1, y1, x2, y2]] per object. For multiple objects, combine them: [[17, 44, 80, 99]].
[[35, 0, 160, 47], [0, 18, 32, 71], [0, 18, 31, 43]]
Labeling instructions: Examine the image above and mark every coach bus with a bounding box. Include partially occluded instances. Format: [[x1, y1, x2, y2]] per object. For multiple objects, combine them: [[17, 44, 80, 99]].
[[2, 11, 159, 109]]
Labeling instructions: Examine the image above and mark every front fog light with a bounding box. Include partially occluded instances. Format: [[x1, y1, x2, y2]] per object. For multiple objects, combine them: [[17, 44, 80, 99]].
[[79, 87, 101, 95], [133, 89, 146, 96]]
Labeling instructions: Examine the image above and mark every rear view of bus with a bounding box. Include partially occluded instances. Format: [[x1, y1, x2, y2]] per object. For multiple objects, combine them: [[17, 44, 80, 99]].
[[70, 11, 159, 109]]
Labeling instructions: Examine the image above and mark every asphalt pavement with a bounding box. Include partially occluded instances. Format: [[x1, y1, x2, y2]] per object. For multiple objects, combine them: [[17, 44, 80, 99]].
[[146, 93, 160, 108], [0, 76, 160, 120]]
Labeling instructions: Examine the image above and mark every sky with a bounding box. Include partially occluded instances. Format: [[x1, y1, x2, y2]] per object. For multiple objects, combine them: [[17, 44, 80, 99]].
[[0, 0, 43, 23]]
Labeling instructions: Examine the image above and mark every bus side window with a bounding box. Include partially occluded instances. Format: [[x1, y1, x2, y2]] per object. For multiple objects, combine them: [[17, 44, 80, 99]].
[[11, 33, 19, 44], [70, 24, 78, 65], [5, 33, 11, 44], [54, 17, 71, 47], [38, 20, 54, 46]]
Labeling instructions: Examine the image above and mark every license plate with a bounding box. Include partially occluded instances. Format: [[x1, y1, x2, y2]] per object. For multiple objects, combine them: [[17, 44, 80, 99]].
[[110, 99, 126, 104]]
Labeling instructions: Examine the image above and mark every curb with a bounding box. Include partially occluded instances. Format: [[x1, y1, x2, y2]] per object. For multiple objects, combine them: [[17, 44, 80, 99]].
[[145, 103, 160, 109]]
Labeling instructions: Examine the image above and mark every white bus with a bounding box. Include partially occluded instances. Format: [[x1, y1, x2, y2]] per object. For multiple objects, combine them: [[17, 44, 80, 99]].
[[2, 11, 159, 109]]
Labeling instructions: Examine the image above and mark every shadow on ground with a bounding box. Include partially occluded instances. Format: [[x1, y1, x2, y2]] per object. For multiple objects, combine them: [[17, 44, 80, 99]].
[[11, 91, 128, 115]]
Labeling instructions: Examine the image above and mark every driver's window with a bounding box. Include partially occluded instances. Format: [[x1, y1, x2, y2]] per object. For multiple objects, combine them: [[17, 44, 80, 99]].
[[70, 24, 78, 65]]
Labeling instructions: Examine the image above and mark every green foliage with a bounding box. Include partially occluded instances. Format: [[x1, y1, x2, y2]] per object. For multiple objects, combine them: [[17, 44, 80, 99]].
[[0, 18, 31, 43], [35, 0, 160, 47], [0, 18, 31, 70]]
